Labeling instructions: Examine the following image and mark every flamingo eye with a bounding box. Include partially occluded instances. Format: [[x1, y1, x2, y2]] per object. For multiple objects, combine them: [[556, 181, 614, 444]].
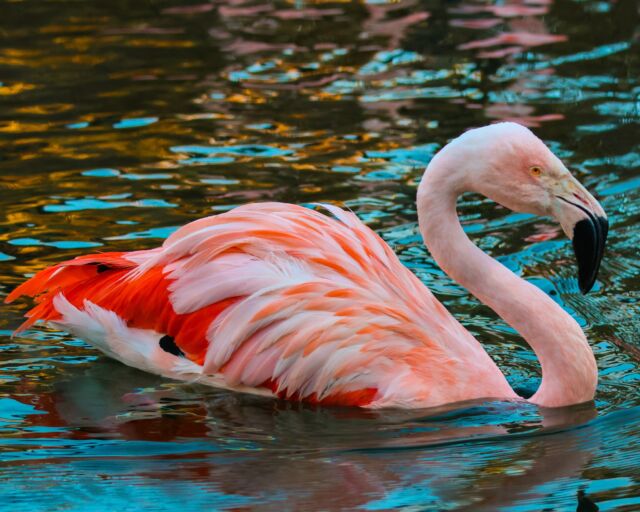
[[530, 166, 543, 177]]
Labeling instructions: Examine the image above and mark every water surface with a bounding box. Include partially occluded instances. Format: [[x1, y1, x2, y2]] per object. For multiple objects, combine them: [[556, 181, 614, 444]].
[[1, 0, 639, 510]]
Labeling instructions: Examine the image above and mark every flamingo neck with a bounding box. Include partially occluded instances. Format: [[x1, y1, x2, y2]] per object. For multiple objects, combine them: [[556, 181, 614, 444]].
[[416, 163, 598, 408]]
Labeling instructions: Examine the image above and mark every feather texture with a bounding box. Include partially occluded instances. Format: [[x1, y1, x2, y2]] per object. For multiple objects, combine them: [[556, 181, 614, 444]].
[[6, 202, 511, 408]]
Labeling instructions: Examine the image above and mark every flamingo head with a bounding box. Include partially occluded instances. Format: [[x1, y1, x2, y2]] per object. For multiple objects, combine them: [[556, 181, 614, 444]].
[[434, 122, 608, 293]]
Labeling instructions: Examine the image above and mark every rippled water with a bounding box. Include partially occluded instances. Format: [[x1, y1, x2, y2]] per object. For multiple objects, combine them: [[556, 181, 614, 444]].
[[1, 0, 639, 510]]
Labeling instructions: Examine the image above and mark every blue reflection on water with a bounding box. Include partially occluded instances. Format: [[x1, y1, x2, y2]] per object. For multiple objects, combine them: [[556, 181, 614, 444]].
[[8, 238, 102, 249], [43, 198, 176, 212], [113, 117, 159, 129], [171, 144, 293, 158], [82, 168, 120, 177]]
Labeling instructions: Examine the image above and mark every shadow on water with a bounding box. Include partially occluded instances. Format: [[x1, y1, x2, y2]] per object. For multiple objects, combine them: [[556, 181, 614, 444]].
[[0, 0, 639, 509]]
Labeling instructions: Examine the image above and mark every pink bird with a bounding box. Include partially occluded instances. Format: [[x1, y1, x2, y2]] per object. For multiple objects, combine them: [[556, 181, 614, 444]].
[[6, 123, 607, 409]]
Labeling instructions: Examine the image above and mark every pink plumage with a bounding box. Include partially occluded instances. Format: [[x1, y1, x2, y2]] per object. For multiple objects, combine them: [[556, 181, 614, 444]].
[[6, 123, 607, 409]]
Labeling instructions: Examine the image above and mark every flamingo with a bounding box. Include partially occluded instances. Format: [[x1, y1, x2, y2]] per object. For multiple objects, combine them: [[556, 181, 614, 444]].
[[5, 123, 607, 409]]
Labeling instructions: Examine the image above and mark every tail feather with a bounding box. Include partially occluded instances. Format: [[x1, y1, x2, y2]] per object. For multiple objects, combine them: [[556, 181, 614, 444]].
[[6, 251, 228, 365], [5, 252, 136, 333]]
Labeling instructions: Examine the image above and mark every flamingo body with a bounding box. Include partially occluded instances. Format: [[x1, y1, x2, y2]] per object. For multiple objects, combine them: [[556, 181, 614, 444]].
[[6, 123, 607, 409], [6, 202, 513, 408]]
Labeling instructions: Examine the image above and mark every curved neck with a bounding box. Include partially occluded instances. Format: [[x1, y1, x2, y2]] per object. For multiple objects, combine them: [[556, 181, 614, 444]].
[[417, 163, 597, 408]]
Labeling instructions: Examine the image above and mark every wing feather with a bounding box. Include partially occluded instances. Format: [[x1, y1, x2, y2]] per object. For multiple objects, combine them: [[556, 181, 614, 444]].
[[7, 202, 500, 407]]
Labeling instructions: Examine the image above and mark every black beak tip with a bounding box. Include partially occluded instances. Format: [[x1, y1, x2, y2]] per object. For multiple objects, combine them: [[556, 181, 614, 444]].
[[573, 216, 608, 295], [578, 277, 594, 295], [598, 215, 609, 242]]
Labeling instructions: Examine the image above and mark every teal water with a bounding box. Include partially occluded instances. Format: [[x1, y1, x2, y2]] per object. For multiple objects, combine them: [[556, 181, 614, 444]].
[[0, 0, 639, 510]]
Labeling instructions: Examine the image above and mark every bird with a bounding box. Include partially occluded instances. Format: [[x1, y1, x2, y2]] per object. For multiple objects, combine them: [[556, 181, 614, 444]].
[[5, 123, 608, 409]]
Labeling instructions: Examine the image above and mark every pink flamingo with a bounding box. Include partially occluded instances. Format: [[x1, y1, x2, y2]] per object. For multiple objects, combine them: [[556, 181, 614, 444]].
[[6, 123, 607, 409]]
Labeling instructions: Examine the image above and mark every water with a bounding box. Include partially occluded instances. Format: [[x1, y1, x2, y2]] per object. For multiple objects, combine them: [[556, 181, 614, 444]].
[[0, 0, 638, 510]]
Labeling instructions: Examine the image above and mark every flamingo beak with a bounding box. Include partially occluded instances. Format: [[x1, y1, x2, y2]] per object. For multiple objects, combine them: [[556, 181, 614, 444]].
[[569, 208, 608, 294], [554, 178, 608, 294]]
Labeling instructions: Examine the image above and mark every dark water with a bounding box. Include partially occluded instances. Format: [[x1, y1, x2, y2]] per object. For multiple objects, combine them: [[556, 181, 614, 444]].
[[1, 0, 639, 510]]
